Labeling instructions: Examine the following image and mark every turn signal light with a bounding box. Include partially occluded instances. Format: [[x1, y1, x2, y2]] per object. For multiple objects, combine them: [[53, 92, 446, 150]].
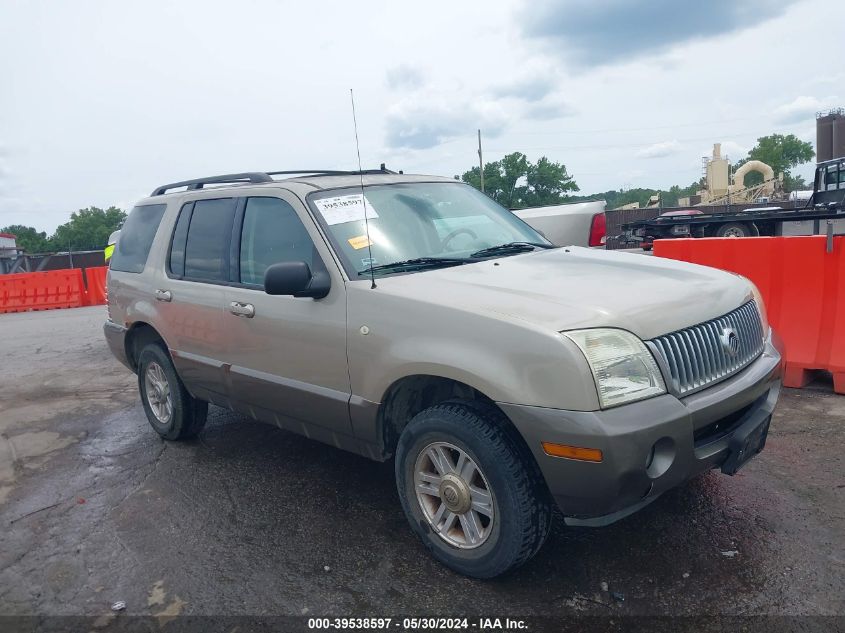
[[542, 442, 603, 463]]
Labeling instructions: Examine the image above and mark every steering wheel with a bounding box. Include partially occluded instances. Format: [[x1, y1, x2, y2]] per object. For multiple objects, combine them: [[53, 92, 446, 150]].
[[441, 228, 478, 251]]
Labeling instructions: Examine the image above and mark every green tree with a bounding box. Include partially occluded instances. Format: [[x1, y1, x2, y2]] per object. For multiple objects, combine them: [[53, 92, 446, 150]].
[[51, 206, 126, 252], [783, 173, 809, 192], [0, 225, 53, 253], [567, 180, 700, 210], [459, 152, 579, 209], [660, 181, 700, 207], [524, 157, 580, 207], [734, 134, 814, 190]]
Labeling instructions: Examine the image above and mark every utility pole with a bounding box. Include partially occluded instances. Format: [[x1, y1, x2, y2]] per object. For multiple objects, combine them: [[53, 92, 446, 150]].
[[477, 129, 485, 193]]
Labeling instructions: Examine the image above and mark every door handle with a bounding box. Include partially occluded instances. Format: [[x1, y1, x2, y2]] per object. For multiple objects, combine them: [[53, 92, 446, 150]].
[[155, 289, 172, 302], [229, 301, 255, 318]]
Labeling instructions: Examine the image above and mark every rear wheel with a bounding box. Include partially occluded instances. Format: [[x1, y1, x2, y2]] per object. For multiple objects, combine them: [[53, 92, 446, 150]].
[[395, 401, 552, 578], [713, 222, 752, 238], [137, 344, 207, 440]]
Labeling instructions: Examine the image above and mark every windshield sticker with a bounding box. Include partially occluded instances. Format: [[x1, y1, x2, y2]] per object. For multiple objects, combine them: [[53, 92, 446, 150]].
[[361, 257, 377, 267], [314, 194, 379, 226], [348, 235, 374, 250]]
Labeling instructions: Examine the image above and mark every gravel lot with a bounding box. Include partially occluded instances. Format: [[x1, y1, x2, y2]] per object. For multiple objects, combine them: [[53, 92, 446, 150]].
[[0, 307, 843, 626]]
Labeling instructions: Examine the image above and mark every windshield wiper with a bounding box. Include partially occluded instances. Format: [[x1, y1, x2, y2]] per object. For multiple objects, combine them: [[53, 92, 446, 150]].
[[357, 257, 471, 276], [470, 242, 555, 258]]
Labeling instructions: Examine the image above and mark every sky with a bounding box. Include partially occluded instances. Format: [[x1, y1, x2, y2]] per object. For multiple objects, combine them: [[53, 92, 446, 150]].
[[0, 0, 841, 233]]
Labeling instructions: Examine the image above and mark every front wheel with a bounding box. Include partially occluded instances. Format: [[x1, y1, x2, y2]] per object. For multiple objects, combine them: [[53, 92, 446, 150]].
[[395, 401, 552, 578], [137, 343, 207, 440]]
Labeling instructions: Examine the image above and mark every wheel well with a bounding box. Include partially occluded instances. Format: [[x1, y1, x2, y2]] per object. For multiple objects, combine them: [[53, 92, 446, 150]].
[[124, 323, 166, 372], [379, 375, 511, 458]]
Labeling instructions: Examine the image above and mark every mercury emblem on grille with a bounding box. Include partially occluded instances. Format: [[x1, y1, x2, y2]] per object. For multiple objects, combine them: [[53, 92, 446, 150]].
[[720, 327, 740, 357]]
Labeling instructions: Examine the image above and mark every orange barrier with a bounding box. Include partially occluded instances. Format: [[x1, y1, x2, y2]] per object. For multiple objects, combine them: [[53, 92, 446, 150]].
[[0, 268, 86, 313], [83, 266, 109, 306], [654, 236, 845, 394]]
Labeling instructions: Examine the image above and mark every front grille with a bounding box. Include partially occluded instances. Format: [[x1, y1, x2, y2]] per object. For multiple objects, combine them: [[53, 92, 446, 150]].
[[649, 301, 765, 396]]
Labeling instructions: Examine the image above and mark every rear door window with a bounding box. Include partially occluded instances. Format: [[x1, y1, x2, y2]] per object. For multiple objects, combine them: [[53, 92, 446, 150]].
[[239, 197, 315, 287], [110, 204, 167, 273], [183, 198, 237, 282]]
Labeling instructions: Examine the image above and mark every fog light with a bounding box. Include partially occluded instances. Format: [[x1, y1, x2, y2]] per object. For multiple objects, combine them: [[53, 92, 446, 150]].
[[646, 437, 675, 479], [542, 442, 603, 463]]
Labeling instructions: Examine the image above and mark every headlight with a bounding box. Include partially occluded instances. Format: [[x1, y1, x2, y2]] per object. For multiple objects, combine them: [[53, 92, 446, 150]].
[[749, 284, 770, 340], [563, 328, 666, 409]]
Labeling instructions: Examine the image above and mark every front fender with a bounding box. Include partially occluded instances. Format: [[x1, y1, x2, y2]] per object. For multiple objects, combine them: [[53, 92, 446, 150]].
[[346, 287, 600, 411]]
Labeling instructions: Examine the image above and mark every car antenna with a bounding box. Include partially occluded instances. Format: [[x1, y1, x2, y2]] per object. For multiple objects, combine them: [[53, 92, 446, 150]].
[[350, 89, 377, 290]]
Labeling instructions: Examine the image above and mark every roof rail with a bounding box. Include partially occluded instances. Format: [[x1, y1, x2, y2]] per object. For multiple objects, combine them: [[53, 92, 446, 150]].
[[151, 172, 273, 196], [151, 164, 398, 196], [266, 169, 395, 177], [266, 164, 397, 177]]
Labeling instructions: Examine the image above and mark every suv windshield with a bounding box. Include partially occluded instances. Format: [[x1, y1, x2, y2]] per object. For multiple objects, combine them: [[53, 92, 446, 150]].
[[308, 182, 552, 277]]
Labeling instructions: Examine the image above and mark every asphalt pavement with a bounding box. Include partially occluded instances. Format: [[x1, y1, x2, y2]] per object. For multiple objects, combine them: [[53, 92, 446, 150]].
[[0, 307, 843, 625]]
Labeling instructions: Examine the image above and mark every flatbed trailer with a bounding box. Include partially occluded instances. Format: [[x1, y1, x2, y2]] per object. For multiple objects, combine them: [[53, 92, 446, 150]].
[[621, 157, 845, 248]]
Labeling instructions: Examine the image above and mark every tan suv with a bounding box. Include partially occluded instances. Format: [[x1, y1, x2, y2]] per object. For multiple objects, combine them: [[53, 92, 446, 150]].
[[105, 168, 783, 578]]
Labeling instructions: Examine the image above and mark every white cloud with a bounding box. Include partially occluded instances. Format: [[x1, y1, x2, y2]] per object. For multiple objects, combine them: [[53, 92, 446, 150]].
[[773, 95, 839, 124], [636, 140, 683, 159], [385, 96, 509, 150], [720, 141, 750, 160], [805, 73, 845, 89], [385, 65, 425, 91], [523, 98, 577, 121], [490, 75, 556, 103]]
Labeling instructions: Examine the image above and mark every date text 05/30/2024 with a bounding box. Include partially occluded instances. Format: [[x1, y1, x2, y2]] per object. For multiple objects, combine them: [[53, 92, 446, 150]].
[[308, 618, 528, 631]]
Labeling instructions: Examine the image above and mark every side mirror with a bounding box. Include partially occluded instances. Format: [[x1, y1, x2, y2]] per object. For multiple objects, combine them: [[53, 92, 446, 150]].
[[263, 261, 330, 299]]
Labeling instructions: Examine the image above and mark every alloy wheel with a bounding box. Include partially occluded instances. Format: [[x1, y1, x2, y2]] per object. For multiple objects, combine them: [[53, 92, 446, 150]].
[[413, 441, 495, 549], [144, 362, 172, 425]]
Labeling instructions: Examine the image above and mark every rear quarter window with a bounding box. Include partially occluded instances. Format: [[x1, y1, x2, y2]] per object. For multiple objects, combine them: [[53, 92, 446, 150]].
[[110, 204, 167, 273]]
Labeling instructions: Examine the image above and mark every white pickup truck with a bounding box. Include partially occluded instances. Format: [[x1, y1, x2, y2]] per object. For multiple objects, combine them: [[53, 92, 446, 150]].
[[514, 200, 606, 248]]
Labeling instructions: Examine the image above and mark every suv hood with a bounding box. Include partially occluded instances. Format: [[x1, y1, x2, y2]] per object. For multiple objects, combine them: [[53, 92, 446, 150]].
[[372, 247, 753, 340]]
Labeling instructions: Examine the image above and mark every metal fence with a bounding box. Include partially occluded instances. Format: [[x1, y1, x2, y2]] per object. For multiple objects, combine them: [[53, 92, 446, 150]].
[[0, 250, 105, 275]]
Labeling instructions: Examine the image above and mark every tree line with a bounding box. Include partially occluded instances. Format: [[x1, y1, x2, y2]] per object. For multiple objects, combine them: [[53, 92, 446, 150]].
[[458, 133, 815, 210], [2, 206, 126, 254]]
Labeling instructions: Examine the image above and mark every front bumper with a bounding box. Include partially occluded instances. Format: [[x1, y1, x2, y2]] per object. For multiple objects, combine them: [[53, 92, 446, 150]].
[[499, 330, 784, 524]]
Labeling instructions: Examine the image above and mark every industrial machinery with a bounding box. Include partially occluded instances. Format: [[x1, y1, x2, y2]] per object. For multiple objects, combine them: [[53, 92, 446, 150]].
[[621, 110, 845, 246], [678, 143, 783, 207]]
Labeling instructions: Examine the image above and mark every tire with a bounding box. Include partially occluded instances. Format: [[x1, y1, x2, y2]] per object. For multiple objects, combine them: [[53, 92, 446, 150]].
[[713, 222, 751, 238], [137, 343, 207, 440], [395, 400, 552, 578]]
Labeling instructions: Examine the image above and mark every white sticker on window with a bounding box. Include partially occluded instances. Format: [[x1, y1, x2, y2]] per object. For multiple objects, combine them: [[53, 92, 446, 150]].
[[314, 194, 379, 226]]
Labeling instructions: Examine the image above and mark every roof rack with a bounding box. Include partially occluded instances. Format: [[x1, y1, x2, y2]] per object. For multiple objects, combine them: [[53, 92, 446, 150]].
[[151, 164, 398, 196]]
